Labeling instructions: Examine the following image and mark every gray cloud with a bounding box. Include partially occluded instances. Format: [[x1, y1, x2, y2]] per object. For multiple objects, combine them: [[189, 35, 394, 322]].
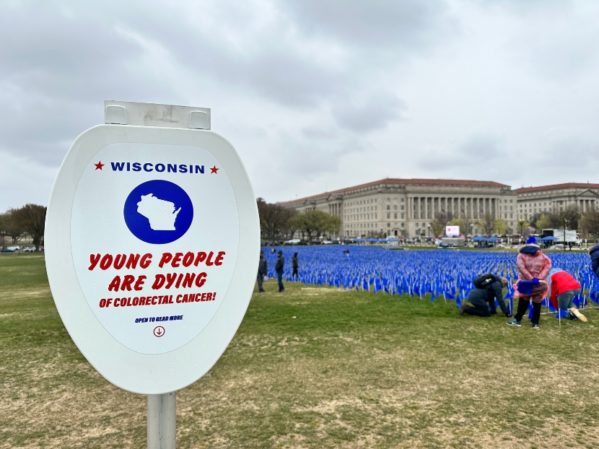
[[281, 0, 454, 54], [0, 1, 187, 167], [477, 0, 599, 83], [1, 0, 599, 212], [0, 91, 99, 164], [86, 2, 350, 108], [248, 130, 366, 204], [278, 130, 364, 176], [542, 136, 599, 168], [415, 134, 504, 171], [459, 135, 504, 159], [0, 3, 143, 99], [476, 0, 573, 13], [332, 92, 406, 132], [301, 126, 338, 140]]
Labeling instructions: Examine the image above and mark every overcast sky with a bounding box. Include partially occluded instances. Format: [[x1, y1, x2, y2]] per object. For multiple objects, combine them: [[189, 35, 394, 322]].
[[1, 0, 598, 212]]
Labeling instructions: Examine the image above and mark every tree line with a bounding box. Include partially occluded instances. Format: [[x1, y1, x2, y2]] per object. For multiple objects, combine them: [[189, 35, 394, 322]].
[[257, 198, 340, 243], [1, 199, 338, 250], [527, 206, 599, 239], [257, 198, 599, 242], [429, 211, 505, 238], [3, 200, 597, 251], [0, 204, 47, 250], [429, 205, 599, 239]]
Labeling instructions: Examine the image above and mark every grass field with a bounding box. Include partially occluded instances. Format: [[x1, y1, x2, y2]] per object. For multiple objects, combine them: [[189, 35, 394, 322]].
[[2, 255, 599, 449]]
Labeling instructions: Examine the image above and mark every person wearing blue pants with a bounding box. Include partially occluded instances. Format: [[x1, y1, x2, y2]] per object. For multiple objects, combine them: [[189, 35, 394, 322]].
[[461, 274, 509, 317]]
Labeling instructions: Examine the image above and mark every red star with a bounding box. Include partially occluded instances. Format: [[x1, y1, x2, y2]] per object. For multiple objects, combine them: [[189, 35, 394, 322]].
[[210, 165, 219, 174], [94, 161, 104, 170]]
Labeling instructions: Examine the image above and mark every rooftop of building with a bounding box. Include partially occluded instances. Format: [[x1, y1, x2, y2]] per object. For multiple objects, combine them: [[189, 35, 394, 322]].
[[280, 178, 510, 207], [514, 182, 599, 194]]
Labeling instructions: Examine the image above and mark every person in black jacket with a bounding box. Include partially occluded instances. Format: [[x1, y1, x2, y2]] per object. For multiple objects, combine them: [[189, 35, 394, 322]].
[[461, 274, 510, 317], [590, 244, 599, 279], [257, 251, 267, 293], [275, 250, 285, 292], [291, 252, 299, 280]]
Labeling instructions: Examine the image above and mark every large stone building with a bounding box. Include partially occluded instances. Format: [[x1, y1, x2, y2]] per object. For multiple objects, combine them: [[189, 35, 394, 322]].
[[515, 183, 599, 220], [281, 178, 518, 238]]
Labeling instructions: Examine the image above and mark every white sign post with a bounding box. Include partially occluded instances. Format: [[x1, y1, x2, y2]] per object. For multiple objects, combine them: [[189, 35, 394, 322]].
[[45, 101, 260, 448]]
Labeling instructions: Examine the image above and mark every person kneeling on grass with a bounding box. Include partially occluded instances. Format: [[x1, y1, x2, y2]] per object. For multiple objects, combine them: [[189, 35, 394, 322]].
[[461, 274, 510, 317], [548, 268, 587, 322]]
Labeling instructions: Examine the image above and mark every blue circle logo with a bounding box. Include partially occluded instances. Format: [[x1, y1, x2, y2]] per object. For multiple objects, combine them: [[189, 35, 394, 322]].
[[124, 180, 194, 244]]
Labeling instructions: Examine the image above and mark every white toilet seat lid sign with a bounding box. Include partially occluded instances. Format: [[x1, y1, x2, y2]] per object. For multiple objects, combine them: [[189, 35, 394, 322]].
[[71, 142, 238, 355], [45, 125, 260, 394]]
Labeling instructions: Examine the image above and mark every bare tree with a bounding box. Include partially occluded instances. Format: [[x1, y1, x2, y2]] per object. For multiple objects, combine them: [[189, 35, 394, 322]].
[[480, 213, 495, 236], [0, 210, 24, 245], [0, 213, 8, 248], [257, 198, 297, 242], [494, 219, 508, 235], [289, 210, 340, 241], [430, 211, 453, 237], [580, 210, 599, 240], [11, 204, 46, 250], [535, 213, 554, 231], [517, 219, 528, 238], [560, 205, 581, 231]]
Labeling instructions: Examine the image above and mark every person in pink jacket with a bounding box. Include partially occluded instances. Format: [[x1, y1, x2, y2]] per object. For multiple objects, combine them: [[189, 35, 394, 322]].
[[507, 238, 552, 329]]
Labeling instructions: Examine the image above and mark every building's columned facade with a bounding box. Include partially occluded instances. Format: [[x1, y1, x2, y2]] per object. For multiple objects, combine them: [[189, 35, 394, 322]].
[[515, 183, 599, 221], [281, 178, 517, 238]]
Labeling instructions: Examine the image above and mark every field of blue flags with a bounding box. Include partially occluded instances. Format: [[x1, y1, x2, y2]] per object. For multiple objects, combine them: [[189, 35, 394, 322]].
[[264, 246, 599, 310]]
